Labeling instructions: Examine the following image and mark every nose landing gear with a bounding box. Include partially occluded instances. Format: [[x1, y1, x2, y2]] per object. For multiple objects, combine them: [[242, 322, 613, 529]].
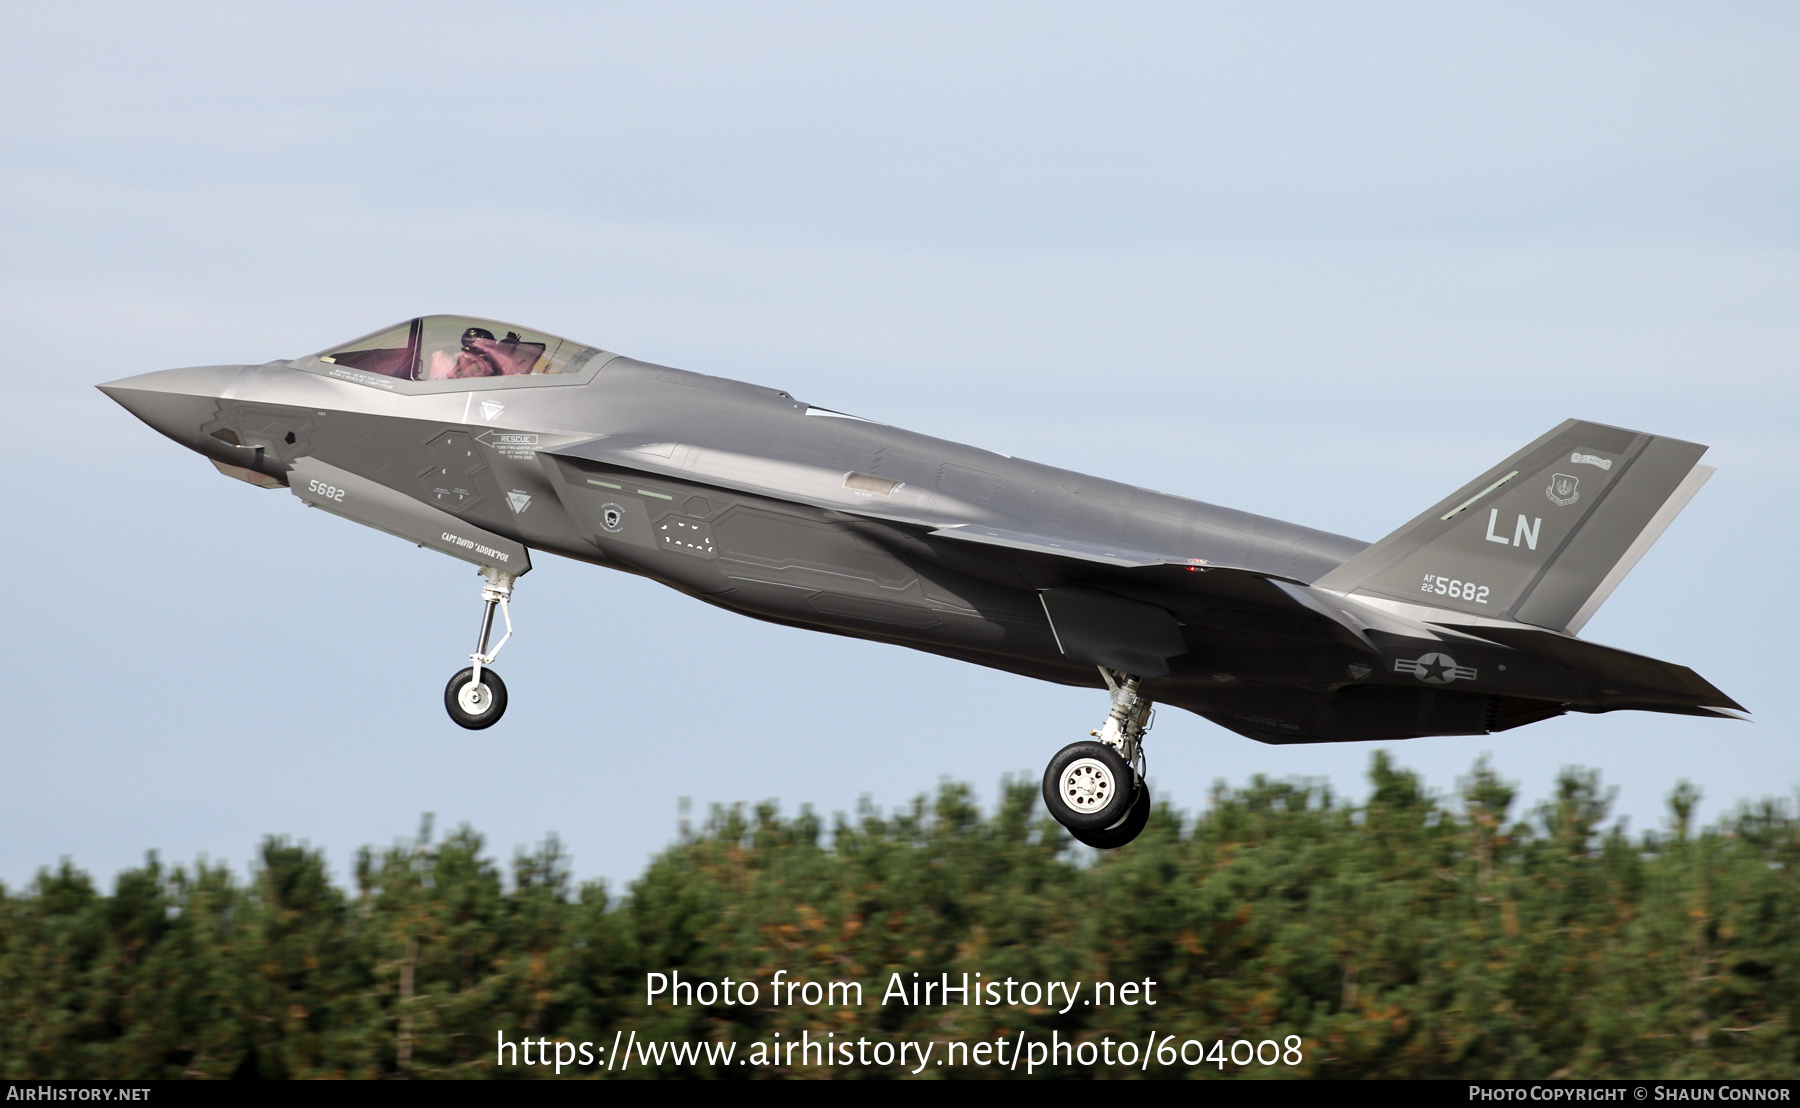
[[445, 566, 516, 730], [1042, 668, 1154, 848]]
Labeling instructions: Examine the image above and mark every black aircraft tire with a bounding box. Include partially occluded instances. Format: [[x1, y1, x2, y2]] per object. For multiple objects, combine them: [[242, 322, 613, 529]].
[[1070, 781, 1151, 849], [1042, 741, 1136, 831], [445, 667, 508, 730]]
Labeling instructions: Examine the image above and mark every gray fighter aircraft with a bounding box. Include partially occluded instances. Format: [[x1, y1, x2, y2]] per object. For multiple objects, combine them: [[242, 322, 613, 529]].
[[100, 314, 1742, 847]]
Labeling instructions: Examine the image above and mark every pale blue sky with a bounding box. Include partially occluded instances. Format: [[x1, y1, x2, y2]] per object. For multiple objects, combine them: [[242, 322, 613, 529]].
[[2, 3, 1796, 890]]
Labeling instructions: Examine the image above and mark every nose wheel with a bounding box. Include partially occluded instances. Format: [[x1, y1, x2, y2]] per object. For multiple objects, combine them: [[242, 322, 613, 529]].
[[1042, 668, 1154, 848], [446, 566, 516, 730], [445, 666, 508, 729]]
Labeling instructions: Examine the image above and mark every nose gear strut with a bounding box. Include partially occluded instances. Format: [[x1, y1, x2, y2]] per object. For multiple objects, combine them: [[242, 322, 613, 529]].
[[444, 566, 516, 729], [1040, 667, 1156, 848]]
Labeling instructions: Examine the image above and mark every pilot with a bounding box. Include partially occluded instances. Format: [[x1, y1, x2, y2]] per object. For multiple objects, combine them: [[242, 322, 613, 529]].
[[447, 327, 503, 378]]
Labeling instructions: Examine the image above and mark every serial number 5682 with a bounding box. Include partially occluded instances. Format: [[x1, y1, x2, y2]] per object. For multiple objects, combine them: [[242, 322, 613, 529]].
[[1422, 574, 1488, 604], [307, 479, 347, 502]]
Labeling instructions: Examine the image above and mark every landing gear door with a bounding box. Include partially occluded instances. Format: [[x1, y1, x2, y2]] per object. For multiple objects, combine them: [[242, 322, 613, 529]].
[[290, 457, 531, 574], [1039, 586, 1187, 677]]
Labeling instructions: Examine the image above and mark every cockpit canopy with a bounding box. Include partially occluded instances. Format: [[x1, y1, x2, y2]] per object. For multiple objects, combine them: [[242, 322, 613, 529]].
[[318, 316, 599, 382]]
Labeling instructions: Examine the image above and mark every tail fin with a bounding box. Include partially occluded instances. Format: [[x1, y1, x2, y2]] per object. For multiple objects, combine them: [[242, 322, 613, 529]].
[[1314, 419, 1712, 633]]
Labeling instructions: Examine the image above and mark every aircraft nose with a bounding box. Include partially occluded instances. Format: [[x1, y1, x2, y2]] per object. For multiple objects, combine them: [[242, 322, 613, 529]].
[[97, 365, 247, 449]]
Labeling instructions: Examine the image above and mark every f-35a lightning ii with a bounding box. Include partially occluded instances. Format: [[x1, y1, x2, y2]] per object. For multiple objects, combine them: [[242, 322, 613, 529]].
[[100, 314, 1742, 848]]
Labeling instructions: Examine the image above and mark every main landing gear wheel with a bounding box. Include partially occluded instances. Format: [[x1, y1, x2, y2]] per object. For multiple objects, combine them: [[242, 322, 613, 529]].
[[1043, 741, 1135, 831], [1043, 667, 1157, 846], [1069, 781, 1150, 850], [445, 666, 508, 729]]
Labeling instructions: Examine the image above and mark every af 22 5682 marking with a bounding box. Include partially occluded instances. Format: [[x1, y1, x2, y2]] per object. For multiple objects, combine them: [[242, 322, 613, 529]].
[[1421, 574, 1489, 604]]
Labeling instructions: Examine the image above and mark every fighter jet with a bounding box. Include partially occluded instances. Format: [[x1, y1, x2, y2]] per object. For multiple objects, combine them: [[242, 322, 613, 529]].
[[99, 314, 1742, 848]]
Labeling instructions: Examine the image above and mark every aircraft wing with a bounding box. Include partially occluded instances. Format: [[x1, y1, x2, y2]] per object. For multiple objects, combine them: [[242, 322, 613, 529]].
[[542, 434, 1348, 671], [542, 431, 1739, 716], [930, 522, 1743, 714]]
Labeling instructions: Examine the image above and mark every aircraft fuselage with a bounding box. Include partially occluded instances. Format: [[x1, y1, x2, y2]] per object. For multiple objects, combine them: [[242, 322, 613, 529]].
[[99, 321, 1739, 751]]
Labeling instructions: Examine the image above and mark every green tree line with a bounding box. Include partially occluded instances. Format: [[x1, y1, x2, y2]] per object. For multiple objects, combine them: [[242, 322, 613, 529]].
[[2, 754, 1795, 1079]]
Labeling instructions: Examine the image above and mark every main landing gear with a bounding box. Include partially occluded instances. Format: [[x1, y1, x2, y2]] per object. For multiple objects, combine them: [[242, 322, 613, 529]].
[[1042, 668, 1154, 849], [445, 566, 516, 730]]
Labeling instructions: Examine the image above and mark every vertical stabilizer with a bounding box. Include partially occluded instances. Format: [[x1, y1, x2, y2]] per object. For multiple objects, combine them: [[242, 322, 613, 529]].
[[1313, 420, 1710, 632]]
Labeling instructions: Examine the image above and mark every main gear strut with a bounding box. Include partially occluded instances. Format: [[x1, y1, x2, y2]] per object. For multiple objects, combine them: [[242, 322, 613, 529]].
[[1092, 667, 1153, 780]]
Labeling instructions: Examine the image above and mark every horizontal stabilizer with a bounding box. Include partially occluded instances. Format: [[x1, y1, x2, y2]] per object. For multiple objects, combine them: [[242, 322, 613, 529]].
[[1453, 622, 1743, 712], [1314, 419, 1710, 632]]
